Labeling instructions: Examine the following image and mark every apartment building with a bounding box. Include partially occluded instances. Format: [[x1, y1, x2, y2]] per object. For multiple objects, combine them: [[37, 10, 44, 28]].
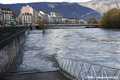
[[38, 11, 49, 24], [21, 13, 32, 25], [62, 18, 68, 24], [79, 19, 87, 24], [18, 5, 38, 25], [50, 12, 62, 24], [0, 8, 12, 25], [67, 18, 79, 24]]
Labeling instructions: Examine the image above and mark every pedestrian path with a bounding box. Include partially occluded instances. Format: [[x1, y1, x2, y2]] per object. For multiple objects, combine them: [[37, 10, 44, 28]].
[[1, 71, 70, 80]]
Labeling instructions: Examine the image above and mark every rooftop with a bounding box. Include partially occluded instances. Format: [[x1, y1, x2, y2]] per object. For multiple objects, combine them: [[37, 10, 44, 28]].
[[0, 8, 11, 11]]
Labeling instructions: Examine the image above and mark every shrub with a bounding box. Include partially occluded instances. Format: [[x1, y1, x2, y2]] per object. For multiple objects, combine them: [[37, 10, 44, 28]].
[[87, 17, 98, 24], [98, 8, 120, 28]]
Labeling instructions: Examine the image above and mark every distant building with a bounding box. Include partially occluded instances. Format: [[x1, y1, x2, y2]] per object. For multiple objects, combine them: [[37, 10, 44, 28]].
[[50, 12, 62, 24], [79, 19, 87, 24], [18, 5, 38, 25], [62, 18, 68, 24], [38, 11, 49, 24], [0, 8, 12, 25], [33, 9, 38, 24], [67, 18, 79, 24], [21, 13, 32, 25]]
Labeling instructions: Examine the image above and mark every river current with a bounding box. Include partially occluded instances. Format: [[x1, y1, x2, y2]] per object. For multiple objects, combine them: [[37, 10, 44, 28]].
[[18, 28, 120, 72]]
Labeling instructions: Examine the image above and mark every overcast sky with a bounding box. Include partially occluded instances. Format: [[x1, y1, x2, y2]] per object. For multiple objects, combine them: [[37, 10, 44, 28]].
[[0, 0, 92, 4]]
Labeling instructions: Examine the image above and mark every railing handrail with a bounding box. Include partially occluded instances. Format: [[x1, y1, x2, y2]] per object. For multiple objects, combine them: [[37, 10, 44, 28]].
[[0, 27, 29, 50], [32, 23, 98, 26], [56, 56, 120, 71], [45, 24, 98, 26], [56, 56, 120, 80]]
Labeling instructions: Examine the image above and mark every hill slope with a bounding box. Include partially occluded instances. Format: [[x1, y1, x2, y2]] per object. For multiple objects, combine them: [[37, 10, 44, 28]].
[[0, 2, 101, 20], [80, 0, 120, 15]]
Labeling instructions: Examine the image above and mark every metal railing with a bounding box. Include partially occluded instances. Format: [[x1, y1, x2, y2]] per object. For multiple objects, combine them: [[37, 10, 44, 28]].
[[55, 57, 120, 80], [0, 27, 29, 49]]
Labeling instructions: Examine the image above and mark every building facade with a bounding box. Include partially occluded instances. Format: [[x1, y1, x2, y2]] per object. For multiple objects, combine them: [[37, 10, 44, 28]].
[[18, 5, 38, 25], [38, 11, 49, 24], [79, 19, 87, 24], [50, 12, 62, 24], [62, 18, 68, 24], [33, 9, 38, 24], [21, 13, 32, 26], [67, 18, 79, 24], [0, 8, 12, 25]]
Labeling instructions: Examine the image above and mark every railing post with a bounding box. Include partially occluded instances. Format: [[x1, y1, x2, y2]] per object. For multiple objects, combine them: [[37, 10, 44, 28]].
[[73, 61, 78, 78], [63, 59, 67, 71], [66, 59, 70, 72], [85, 64, 92, 79], [64, 59, 67, 71], [77, 62, 84, 80], [97, 66, 103, 76], [117, 71, 119, 80], [61, 59, 64, 69], [103, 69, 108, 80], [92, 66, 97, 80], [113, 71, 119, 80], [101, 67, 104, 80], [69, 60, 73, 75]]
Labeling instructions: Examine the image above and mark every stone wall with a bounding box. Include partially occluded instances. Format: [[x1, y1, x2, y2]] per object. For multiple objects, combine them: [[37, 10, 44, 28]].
[[0, 28, 29, 76]]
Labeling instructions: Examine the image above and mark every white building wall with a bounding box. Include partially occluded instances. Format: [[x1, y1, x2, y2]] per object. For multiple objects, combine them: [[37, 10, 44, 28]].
[[50, 12, 62, 24], [21, 14, 32, 25], [0, 8, 12, 25], [38, 11, 49, 24], [21, 5, 33, 15], [19, 5, 38, 25]]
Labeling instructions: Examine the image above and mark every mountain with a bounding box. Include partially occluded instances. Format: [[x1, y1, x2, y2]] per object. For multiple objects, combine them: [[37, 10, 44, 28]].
[[0, 2, 101, 20], [80, 0, 120, 15]]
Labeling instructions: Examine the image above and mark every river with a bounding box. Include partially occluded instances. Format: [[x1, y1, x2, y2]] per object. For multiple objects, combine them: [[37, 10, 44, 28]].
[[18, 28, 120, 72]]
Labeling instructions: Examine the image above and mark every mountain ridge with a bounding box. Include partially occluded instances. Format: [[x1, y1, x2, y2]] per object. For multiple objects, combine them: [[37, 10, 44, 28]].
[[80, 0, 120, 15], [0, 2, 101, 20]]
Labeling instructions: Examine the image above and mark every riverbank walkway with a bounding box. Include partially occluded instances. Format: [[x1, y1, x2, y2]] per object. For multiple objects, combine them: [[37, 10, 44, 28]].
[[1, 71, 70, 80]]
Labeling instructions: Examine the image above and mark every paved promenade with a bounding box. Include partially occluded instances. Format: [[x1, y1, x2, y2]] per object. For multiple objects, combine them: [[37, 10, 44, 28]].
[[1, 71, 70, 80]]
